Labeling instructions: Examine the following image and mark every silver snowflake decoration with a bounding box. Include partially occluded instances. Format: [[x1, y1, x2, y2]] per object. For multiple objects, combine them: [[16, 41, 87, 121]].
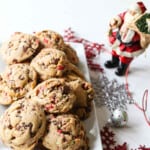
[[91, 73, 134, 113]]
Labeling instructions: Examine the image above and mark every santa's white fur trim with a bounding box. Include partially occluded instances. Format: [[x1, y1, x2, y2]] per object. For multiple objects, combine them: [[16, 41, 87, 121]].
[[129, 3, 141, 14], [121, 29, 135, 43]]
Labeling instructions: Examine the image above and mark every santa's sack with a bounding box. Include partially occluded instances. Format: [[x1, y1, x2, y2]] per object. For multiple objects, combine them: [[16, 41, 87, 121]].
[[128, 13, 150, 49]]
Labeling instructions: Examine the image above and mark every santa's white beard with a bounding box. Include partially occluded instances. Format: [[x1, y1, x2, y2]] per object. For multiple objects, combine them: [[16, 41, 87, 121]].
[[119, 11, 141, 43], [120, 12, 141, 33], [124, 12, 141, 23]]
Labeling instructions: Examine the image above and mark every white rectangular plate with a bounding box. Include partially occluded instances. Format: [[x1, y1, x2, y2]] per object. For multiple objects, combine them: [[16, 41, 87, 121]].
[[73, 43, 102, 150], [0, 43, 102, 150]]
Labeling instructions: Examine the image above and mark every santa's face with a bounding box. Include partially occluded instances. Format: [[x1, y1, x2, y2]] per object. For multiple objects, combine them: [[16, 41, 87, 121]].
[[124, 9, 141, 23]]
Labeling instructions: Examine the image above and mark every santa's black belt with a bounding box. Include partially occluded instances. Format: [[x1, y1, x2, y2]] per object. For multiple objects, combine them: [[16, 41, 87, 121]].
[[116, 32, 139, 46]]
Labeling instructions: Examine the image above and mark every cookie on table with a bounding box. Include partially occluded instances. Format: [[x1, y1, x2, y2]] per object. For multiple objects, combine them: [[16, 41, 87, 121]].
[[29, 78, 76, 114], [0, 98, 46, 150], [35, 30, 79, 65], [70, 102, 92, 120], [68, 78, 95, 108], [62, 72, 84, 84], [30, 48, 69, 80], [0, 32, 40, 64], [42, 114, 89, 150], [59, 43, 79, 65], [66, 78, 94, 120], [35, 30, 64, 49], [0, 63, 37, 105], [65, 62, 85, 80], [72, 107, 91, 120]]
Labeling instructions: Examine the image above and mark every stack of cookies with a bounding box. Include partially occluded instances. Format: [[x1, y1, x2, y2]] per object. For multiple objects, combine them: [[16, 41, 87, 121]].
[[0, 30, 95, 150]]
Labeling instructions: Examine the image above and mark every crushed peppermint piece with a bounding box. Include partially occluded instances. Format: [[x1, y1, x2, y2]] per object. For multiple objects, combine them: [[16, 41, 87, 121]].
[[57, 65, 65, 70], [43, 38, 49, 44]]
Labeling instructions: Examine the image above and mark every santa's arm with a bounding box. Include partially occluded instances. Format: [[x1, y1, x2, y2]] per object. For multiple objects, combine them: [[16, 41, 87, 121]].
[[109, 11, 126, 29]]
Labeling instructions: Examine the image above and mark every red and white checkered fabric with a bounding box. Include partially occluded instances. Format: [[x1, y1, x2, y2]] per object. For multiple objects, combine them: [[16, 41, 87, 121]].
[[64, 27, 105, 72], [64, 27, 104, 53]]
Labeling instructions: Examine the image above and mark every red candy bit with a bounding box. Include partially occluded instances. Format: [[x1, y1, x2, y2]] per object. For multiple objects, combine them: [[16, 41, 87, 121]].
[[57, 129, 62, 134], [46, 104, 54, 110], [57, 65, 65, 70], [39, 86, 45, 93], [43, 38, 49, 44], [36, 39, 39, 44]]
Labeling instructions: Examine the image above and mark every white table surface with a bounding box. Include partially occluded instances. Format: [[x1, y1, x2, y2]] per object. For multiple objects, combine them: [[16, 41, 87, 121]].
[[0, 0, 150, 149]]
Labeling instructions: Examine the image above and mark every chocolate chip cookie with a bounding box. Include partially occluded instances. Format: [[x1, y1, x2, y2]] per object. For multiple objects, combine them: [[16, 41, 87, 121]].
[[30, 48, 69, 80], [35, 30, 79, 65], [35, 30, 64, 49], [0, 63, 37, 105], [68, 78, 95, 107], [59, 43, 79, 65], [0, 32, 40, 64], [42, 114, 89, 150], [29, 78, 76, 114], [0, 98, 46, 150]]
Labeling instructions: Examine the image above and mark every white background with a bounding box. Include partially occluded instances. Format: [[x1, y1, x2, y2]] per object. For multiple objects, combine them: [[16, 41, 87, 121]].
[[0, 0, 149, 42], [0, 0, 150, 149]]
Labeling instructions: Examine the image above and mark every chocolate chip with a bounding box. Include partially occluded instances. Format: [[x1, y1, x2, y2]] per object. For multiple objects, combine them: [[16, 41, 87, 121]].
[[48, 35, 51, 39], [30, 131, 36, 138], [18, 75, 25, 80], [11, 136, 15, 140], [34, 142, 48, 150], [78, 147, 86, 150], [51, 58, 59, 64], [8, 42, 13, 48], [62, 85, 70, 94], [0, 76, 2, 81], [55, 37, 60, 43], [8, 124, 13, 129], [38, 122, 42, 129], [23, 46, 27, 52], [12, 59, 18, 63], [32, 107, 36, 111], [17, 110, 21, 114], [62, 137, 66, 142], [82, 83, 89, 90], [14, 87, 21, 92]]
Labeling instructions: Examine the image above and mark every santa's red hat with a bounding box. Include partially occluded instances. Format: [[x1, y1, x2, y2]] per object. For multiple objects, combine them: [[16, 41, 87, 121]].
[[129, 1, 147, 14]]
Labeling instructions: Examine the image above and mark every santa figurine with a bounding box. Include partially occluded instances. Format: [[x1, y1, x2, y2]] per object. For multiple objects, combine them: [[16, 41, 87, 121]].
[[105, 1, 147, 76]]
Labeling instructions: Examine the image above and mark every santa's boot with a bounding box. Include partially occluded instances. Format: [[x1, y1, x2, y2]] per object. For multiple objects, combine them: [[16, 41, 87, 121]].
[[104, 56, 119, 68], [115, 62, 129, 76]]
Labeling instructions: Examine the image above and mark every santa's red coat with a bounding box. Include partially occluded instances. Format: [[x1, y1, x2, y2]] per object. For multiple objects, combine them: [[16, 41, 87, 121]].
[[109, 11, 144, 64]]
